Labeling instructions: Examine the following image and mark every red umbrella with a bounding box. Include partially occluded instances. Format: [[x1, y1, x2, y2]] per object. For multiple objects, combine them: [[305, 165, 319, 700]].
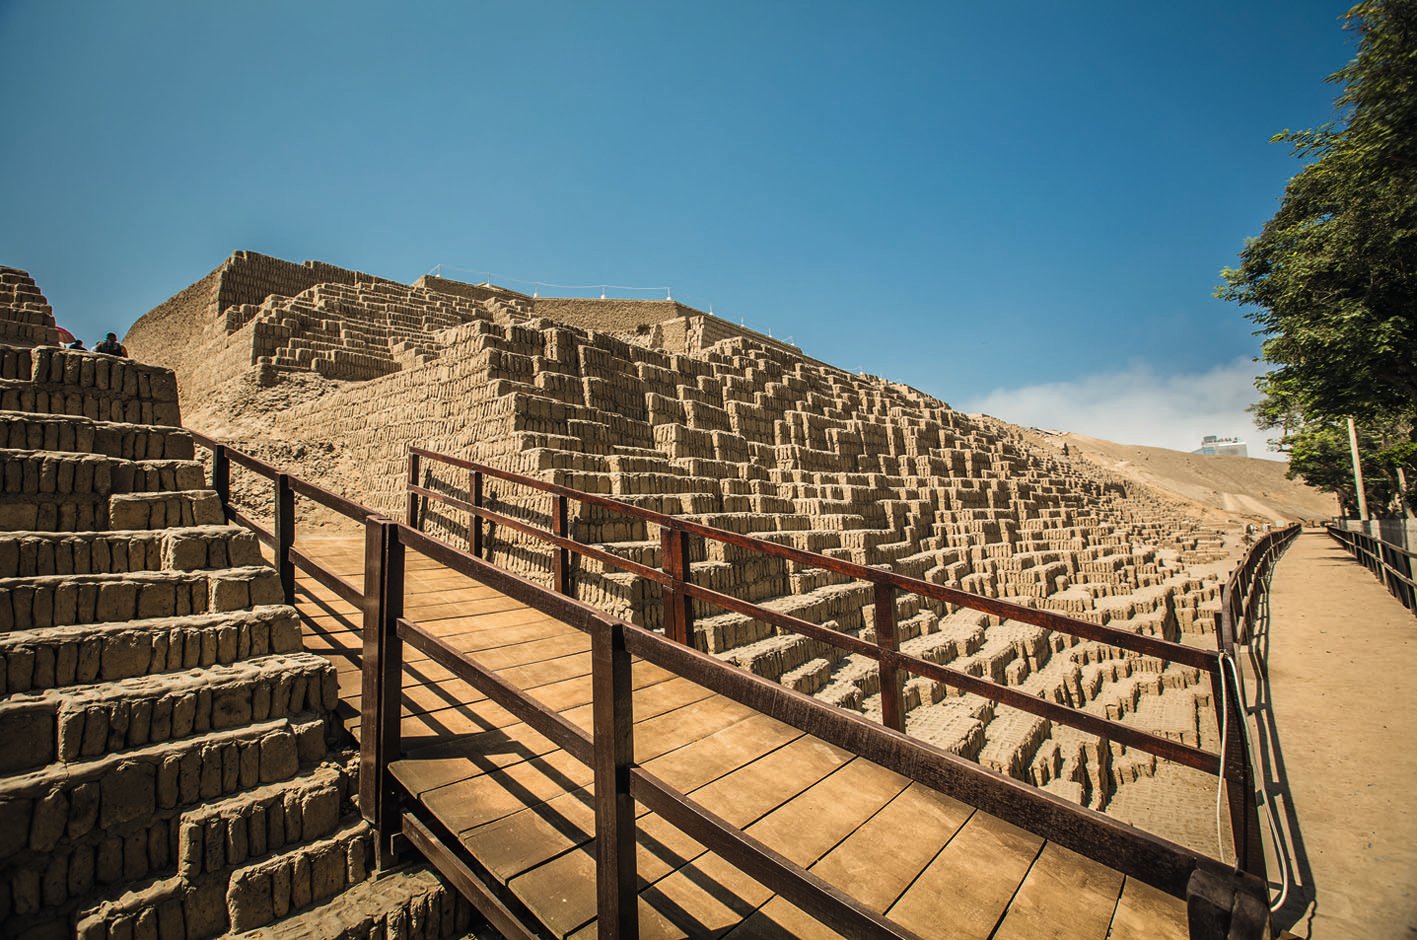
[[54, 326, 75, 344]]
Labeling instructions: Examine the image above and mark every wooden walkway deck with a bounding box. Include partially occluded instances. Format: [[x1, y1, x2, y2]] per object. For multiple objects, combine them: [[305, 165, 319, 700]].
[[289, 532, 1190, 940]]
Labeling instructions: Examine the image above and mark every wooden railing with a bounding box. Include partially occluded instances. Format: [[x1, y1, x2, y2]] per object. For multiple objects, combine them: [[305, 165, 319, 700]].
[[408, 447, 1225, 774], [191, 432, 1285, 938], [1326, 525, 1417, 614]]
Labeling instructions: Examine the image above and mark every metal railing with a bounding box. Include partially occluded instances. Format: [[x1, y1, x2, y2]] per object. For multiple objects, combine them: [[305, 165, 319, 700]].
[[191, 432, 1284, 938], [1214, 524, 1300, 881], [1326, 525, 1417, 613]]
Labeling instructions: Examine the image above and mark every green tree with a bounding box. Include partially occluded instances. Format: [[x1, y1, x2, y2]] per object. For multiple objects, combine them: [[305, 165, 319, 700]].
[[1220, 0, 1417, 514]]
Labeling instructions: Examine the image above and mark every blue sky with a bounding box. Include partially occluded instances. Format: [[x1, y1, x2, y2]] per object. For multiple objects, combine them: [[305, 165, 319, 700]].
[[0, 1, 1355, 455]]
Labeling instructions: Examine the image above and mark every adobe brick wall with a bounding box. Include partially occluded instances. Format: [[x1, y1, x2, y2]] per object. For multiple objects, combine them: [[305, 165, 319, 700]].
[[1, 270, 472, 940], [0, 266, 61, 348]]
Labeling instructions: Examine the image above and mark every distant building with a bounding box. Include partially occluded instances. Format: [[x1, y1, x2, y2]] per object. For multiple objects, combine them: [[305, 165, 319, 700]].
[[1193, 435, 1247, 458]]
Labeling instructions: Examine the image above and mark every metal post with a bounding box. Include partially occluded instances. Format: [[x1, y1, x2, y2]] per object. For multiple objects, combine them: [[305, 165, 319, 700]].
[[659, 525, 693, 646], [274, 473, 295, 604], [874, 583, 906, 733], [405, 451, 422, 529], [591, 621, 637, 939], [359, 518, 405, 868], [554, 494, 572, 595], [471, 470, 484, 558]]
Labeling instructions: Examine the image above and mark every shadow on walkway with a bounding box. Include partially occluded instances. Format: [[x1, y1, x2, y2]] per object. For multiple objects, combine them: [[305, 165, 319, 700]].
[[1240, 561, 1318, 937]]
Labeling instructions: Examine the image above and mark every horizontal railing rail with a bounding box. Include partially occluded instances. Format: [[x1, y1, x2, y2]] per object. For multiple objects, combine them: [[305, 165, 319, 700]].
[[409, 446, 1223, 774], [409, 448, 1219, 671], [190, 433, 1273, 938], [190, 429, 370, 609], [1326, 524, 1417, 613]]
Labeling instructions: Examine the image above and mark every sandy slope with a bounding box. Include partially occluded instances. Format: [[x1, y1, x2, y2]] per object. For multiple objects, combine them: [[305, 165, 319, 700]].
[[1028, 431, 1338, 524]]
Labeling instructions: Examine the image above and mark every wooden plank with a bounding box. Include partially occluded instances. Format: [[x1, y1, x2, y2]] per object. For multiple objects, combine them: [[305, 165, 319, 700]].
[[423, 747, 595, 837], [516, 745, 908, 940], [991, 842, 1124, 940], [645, 712, 802, 794], [886, 812, 1043, 939], [511, 847, 685, 940], [390, 660, 670, 798], [723, 783, 975, 940], [393, 722, 566, 794], [623, 626, 1205, 896], [626, 758, 914, 939], [401, 812, 540, 940], [460, 696, 764, 881], [1108, 877, 1188, 940], [687, 735, 855, 829]]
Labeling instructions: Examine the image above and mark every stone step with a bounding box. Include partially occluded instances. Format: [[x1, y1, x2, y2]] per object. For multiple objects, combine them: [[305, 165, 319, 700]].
[[0, 344, 34, 381], [108, 489, 226, 530], [0, 376, 180, 427], [228, 865, 467, 940], [177, 763, 351, 882], [0, 450, 210, 532], [0, 564, 284, 633], [0, 651, 337, 773], [0, 605, 303, 696], [223, 819, 375, 935], [0, 524, 263, 578], [1, 345, 181, 421], [0, 409, 196, 461], [0, 449, 205, 498], [65, 813, 368, 940], [0, 714, 329, 914]]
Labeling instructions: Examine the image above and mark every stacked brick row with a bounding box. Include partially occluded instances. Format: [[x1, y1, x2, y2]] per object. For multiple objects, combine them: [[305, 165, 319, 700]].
[[229, 280, 497, 383], [0, 313, 471, 939], [138, 258, 1240, 816], [0, 268, 62, 348]]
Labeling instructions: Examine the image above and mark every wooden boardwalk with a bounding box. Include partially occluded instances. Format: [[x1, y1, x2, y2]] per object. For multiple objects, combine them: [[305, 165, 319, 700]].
[[289, 532, 1190, 940]]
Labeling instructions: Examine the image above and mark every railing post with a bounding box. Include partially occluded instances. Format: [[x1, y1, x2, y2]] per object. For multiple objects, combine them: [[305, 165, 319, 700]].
[[470, 470, 484, 558], [659, 525, 693, 646], [359, 517, 405, 869], [405, 451, 422, 529], [554, 493, 572, 596], [591, 620, 637, 939], [210, 443, 230, 518], [274, 473, 295, 604], [874, 583, 906, 733]]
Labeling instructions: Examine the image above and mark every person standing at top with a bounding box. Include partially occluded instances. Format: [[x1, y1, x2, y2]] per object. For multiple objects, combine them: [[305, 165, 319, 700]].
[[67, 338, 86, 350], [94, 333, 127, 357]]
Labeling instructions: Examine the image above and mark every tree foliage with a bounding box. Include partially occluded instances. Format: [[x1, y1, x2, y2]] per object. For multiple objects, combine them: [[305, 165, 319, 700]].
[[1220, 0, 1417, 513]]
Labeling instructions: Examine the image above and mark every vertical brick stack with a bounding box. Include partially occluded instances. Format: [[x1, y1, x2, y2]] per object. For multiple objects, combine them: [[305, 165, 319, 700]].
[[0, 268, 62, 349], [0, 294, 470, 939]]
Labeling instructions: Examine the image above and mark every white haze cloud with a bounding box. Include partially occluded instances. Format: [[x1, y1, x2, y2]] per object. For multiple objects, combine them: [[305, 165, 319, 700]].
[[956, 357, 1285, 461]]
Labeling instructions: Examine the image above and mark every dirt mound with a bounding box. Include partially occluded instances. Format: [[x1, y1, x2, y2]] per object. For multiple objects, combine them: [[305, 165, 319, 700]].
[[1032, 431, 1336, 524]]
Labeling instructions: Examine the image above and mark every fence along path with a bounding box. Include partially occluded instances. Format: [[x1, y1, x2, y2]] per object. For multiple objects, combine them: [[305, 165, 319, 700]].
[[289, 534, 1190, 939], [194, 433, 1282, 939]]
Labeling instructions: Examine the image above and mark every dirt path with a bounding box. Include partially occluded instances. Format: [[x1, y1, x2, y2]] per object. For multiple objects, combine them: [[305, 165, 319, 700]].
[[1250, 530, 1417, 938]]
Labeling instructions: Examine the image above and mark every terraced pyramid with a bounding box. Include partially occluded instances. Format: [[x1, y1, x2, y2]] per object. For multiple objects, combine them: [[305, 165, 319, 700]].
[[128, 251, 1241, 826]]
